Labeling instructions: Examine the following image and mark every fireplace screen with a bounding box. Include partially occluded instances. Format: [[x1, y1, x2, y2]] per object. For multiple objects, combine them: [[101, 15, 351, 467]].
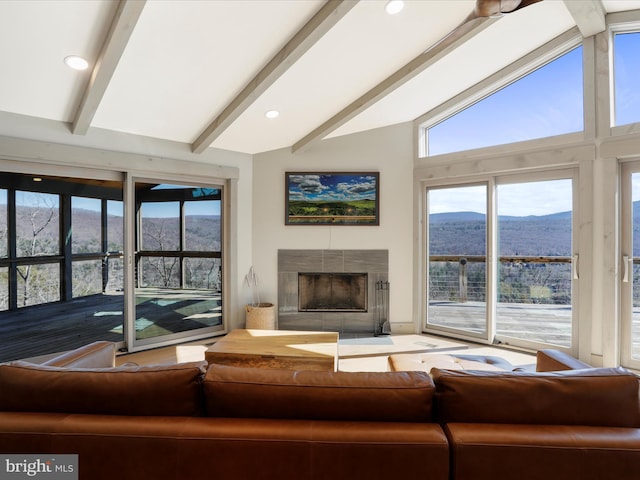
[[298, 273, 368, 312]]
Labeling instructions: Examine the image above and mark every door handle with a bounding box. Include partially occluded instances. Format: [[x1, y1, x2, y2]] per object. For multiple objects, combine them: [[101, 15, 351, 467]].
[[623, 255, 631, 283]]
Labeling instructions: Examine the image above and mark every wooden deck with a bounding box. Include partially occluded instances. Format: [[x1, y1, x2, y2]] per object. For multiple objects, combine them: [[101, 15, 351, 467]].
[[0, 289, 222, 363], [428, 301, 572, 347], [429, 301, 640, 358]]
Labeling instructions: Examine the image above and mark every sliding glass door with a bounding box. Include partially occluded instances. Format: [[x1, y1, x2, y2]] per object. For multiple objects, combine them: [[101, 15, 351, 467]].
[[621, 163, 640, 370], [0, 170, 227, 362], [131, 180, 224, 348], [495, 177, 574, 349], [425, 170, 577, 352]]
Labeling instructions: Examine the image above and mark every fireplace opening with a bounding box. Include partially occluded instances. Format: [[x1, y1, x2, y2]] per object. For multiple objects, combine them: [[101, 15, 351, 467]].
[[298, 273, 367, 312]]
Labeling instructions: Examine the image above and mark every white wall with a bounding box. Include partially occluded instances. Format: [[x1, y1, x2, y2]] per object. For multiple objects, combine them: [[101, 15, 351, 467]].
[[252, 122, 417, 333]]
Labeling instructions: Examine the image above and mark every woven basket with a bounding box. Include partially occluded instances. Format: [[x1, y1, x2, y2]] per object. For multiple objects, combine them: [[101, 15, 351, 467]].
[[245, 303, 276, 329]]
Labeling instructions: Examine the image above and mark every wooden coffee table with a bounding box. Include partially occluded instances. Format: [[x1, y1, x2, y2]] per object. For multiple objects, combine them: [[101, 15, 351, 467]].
[[205, 329, 339, 371]]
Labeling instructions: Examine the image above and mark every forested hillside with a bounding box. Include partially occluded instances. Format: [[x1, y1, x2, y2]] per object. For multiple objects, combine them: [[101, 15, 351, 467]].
[[0, 207, 221, 254], [429, 210, 573, 256]]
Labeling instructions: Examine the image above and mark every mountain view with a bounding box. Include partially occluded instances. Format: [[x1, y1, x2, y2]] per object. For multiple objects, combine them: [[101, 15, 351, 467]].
[[0, 205, 222, 309], [429, 210, 573, 257], [429, 209, 574, 305]]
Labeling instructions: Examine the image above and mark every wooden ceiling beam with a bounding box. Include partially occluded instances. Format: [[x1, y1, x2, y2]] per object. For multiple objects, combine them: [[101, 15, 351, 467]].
[[71, 0, 147, 135], [291, 15, 497, 153], [562, 0, 606, 38], [191, 0, 358, 154]]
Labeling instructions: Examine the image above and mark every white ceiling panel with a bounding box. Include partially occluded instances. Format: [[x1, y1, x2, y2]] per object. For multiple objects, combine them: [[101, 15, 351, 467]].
[[212, 0, 475, 153], [0, 0, 115, 121], [604, 0, 640, 12], [91, 0, 323, 143]]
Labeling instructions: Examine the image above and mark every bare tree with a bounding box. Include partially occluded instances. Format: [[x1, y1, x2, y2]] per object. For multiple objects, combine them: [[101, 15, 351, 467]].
[[16, 195, 58, 306], [141, 219, 178, 287]]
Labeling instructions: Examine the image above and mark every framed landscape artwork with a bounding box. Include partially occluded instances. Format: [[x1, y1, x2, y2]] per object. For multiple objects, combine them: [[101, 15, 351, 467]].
[[285, 172, 380, 225]]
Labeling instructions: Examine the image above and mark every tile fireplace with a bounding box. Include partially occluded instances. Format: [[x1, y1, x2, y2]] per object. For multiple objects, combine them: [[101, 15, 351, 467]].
[[278, 249, 388, 334]]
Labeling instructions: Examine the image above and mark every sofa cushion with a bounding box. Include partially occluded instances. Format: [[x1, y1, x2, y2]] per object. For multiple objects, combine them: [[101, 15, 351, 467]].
[[204, 364, 435, 422], [536, 349, 592, 372], [41, 341, 116, 368], [0, 361, 207, 416], [432, 367, 640, 427], [388, 353, 513, 372]]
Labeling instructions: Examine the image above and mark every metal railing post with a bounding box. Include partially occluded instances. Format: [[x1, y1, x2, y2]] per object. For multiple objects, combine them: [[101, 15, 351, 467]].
[[459, 258, 468, 303]]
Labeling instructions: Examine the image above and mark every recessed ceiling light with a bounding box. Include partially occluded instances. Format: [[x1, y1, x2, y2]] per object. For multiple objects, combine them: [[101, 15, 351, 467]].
[[265, 110, 280, 119], [32, 177, 42, 182], [385, 0, 404, 15], [64, 55, 89, 71]]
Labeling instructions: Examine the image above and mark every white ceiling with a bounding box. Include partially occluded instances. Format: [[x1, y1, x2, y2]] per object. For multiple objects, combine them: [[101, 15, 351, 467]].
[[0, 0, 638, 155]]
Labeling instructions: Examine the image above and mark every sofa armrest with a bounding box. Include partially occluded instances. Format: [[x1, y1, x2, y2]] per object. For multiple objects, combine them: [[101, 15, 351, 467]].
[[41, 341, 116, 368], [536, 349, 592, 372]]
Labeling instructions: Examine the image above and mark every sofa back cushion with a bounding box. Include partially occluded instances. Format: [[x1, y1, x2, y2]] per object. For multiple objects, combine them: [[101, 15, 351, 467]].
[[0, 361, 207, 416], [535, 349, 592, 372], [432, 367, 640, 427], [41, 341, 116, 368], [204, 364, 435, 422]]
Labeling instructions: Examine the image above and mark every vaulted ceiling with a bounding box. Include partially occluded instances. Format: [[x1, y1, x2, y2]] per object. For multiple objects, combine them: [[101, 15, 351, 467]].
[[0, 0, 638, 155]]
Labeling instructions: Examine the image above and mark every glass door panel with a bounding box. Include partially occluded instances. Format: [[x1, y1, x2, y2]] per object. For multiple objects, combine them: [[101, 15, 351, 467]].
[[133, 182, 223, 344], [632, 176, 640, 363], [621, 169, 640, 369], [426, 185, 488, 337], [496, 179, 573, 348]]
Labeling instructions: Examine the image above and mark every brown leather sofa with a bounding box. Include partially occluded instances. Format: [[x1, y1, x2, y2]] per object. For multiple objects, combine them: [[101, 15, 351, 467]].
[[0, 343, 448, 480], [1, 343, 639, 480], [390, 348, 640, 479], [433, 366, 640, 480]]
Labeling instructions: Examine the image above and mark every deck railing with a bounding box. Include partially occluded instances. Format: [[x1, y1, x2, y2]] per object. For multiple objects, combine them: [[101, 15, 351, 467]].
[[429, 255, 573, 305]]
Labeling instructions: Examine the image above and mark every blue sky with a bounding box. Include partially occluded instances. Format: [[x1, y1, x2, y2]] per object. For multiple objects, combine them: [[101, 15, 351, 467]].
[[429, 179, 573, 218], [287, 174, 377, 202], [615, 32, 640, 126], [428, 46, 584, 156]]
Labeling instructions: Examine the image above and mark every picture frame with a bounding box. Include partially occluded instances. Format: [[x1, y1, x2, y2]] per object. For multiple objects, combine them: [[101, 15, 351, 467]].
[[285, 172, 380, 226]]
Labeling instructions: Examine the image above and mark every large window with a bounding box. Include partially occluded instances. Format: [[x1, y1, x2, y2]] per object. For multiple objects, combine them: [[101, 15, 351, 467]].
[[614, 31, 640, 127], [426, 47, 584, 156], [0, 174, 124, 362], [425, 172, 576, 351]]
